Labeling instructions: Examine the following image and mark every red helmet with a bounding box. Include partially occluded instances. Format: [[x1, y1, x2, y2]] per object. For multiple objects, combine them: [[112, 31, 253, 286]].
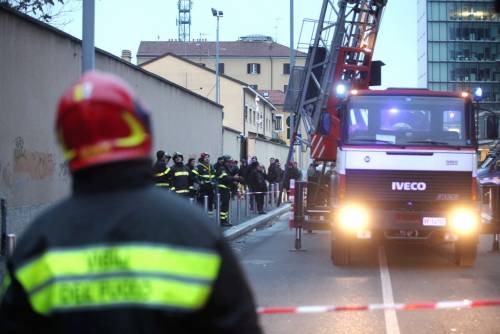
[[56, 71, 152, 172], [200, 152, 210, 160]]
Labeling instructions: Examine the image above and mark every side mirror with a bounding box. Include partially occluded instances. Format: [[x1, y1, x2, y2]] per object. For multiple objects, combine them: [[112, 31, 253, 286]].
[[485, 115, 499, 139]]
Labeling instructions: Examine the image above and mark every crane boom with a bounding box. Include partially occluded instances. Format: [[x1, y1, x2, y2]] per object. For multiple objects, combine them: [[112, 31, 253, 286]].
[[286, 0, 387, 163]]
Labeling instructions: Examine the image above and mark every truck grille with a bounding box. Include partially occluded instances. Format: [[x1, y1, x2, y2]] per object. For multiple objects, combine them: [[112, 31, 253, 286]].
[[345, 169, 472, 202]]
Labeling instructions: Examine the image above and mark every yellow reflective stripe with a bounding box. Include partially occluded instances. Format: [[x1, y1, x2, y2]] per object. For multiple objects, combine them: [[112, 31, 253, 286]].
[[218, 184, 229, 189], [155, 183, 169, 187], [30, 274, 212, 315], [0, 272, 11, 299], [155, 168, 170, 177], [192, 170, 200, 176], [115, 112, 148, 148], [176, 190, 190, 194], [218, 172, 228, 179], [16, 244, 220, 294], [174, 171, 189, 177]]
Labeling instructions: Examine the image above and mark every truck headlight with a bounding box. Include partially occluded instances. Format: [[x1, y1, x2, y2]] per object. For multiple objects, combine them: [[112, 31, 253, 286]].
[[338, 204, 369, 232], [449, 208, 478, 234]]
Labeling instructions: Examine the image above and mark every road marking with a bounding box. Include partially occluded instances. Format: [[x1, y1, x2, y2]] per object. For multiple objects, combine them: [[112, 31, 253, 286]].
[[378, 246, 401, 334]]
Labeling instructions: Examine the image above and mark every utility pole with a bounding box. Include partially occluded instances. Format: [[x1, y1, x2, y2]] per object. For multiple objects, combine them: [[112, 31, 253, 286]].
[[82, 0, 95, 73], [290, 0, 295, 68], [212, 8, 223, 104]]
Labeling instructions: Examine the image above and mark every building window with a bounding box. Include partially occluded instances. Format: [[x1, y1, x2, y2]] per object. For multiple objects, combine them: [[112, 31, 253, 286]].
[[253, 110, 256, 124], [247, 63, 261, 75], [283, 63, 291, 74], [274, 115, 284, 132], [284, 85, 288, 93], [249, 84, 258, 90], [217, 63, 225, 74], [244, 106, 248, 122]]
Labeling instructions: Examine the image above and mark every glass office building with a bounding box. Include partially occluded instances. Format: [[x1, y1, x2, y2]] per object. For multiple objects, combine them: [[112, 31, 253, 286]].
[[417, 0, 500, 113]]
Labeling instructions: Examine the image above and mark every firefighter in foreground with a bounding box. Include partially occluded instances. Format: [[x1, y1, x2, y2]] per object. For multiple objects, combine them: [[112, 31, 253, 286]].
[[0, 71, 262, 333], [217, 155, 243, 226]]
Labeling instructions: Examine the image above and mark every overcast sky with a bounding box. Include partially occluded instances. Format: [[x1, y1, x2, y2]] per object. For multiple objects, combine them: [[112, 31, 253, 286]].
[[58, 0, 418, 88]]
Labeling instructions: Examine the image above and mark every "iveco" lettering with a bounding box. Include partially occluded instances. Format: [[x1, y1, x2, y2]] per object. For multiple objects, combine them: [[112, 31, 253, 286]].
[[391, 182, 427, 191]]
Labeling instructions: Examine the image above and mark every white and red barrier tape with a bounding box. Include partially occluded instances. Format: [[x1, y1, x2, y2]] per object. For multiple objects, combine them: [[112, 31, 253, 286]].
[[257, 299, 500, 315]]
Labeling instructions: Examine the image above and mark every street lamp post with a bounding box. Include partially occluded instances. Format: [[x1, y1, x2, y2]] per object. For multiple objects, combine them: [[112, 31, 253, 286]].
[[212, 8, 223, 104], [290, 0, 295, 69], [82, 0, 95, 73]]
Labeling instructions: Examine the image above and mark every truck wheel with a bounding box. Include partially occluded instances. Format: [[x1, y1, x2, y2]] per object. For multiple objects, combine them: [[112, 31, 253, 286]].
[[331, 232, 350, 265], [455, 238, 477, 267]]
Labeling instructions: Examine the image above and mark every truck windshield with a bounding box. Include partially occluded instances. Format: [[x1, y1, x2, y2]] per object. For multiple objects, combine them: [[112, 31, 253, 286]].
[[344, 95, 471, 147]]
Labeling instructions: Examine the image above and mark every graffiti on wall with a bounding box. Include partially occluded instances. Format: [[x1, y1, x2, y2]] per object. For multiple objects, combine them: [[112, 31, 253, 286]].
[[13, 137, 55, 181]]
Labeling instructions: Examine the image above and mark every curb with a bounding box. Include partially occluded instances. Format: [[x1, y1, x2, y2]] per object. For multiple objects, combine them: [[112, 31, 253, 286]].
[[224, 204, 290, 241]]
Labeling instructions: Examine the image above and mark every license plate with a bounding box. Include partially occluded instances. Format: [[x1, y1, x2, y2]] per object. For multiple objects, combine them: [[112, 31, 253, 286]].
[[422, 217, 446, 226]]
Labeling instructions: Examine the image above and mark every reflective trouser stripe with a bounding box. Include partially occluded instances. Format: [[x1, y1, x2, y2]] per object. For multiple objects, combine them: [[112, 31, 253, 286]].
[[175, 189, 190, 194], [218, 185, 229, 189], [174, 172, 189, 176], [156, 183, 169, 187], [15, 243, 221, 315], [0, 272, 11, 299]]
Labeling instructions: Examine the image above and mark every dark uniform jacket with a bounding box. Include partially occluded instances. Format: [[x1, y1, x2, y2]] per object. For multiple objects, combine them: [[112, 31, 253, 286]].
[[0, 161, 262, 334], [197, 163, 215, 190], [216, 165, 238, 192], [169, 163, 194, 195], [153, 159, 170, 188]]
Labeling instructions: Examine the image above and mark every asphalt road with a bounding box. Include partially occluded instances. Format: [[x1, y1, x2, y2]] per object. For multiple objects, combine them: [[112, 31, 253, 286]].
[[232, 214, 500, 334]]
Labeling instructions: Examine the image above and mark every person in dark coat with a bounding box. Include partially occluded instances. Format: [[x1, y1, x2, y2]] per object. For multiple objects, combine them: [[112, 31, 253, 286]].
[[247, 164, 268, 214], [284, 161, 302, 191]]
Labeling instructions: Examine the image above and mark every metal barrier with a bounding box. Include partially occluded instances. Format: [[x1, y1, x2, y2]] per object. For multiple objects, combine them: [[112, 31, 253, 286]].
[[204, 195, 209, 214], [204, 184, 282, 227], [6, 234, 16, 257], [216, 193, 221, 226]]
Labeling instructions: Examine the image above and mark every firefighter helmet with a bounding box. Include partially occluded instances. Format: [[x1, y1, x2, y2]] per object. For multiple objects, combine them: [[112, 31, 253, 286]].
[[56, 71, 152, 172], [222, 155, 232, 162], [200, 152, 210, 160], [172, 152, 184, 161]]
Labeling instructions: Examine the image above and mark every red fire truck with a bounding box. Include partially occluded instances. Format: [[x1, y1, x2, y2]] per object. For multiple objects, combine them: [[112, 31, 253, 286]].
[[284, 0, 499, 266]]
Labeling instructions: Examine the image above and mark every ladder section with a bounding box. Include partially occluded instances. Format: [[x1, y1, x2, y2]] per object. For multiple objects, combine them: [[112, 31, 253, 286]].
[[287, 0, 387, 163]]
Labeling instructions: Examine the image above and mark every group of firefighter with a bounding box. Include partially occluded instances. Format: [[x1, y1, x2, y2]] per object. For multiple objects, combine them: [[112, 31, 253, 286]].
[[153, 150, 302, 226]]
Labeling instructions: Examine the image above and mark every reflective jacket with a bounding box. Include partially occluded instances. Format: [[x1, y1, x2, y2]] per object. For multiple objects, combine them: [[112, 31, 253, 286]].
[[153, 160, 171, 188], [0, 161, 262, 334], [217, 165, 238, 191], [169, 163, 194, 195], [197, 163, 215, 189]]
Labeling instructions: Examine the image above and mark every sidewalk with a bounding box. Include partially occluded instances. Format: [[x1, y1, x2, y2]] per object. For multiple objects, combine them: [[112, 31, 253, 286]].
[[224, 204, 290, 241]]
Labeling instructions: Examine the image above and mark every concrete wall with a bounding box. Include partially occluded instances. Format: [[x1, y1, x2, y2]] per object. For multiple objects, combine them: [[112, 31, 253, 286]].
[[0, 8, 223, 236], [251, 138, 289, 165], [223, 128, 242, 161]]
